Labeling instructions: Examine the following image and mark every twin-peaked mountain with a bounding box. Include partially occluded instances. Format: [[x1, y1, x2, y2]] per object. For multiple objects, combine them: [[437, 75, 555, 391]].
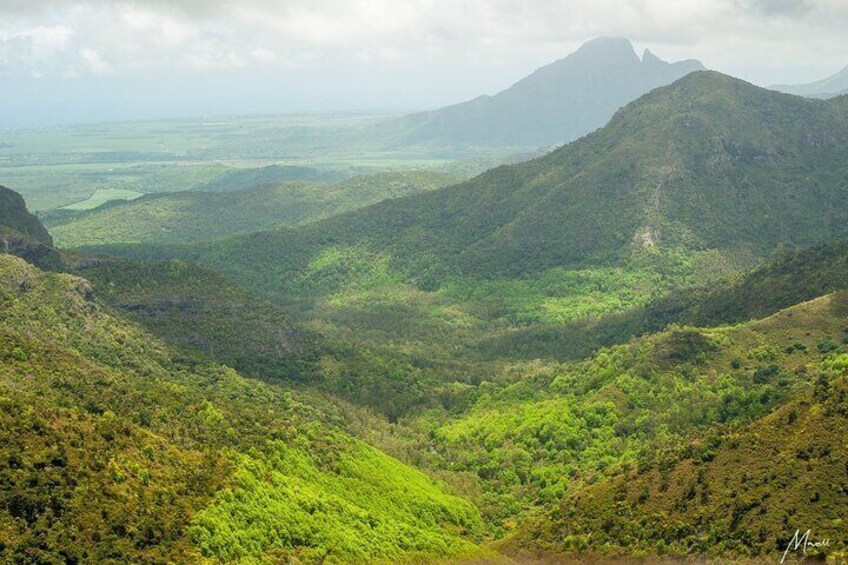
[[399, 37, 705, 150]]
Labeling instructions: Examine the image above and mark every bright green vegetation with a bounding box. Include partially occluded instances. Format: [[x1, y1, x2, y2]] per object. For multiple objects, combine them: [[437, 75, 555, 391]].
[[61, 188, 145, 210], [517, 303, 848, 558], [193, 441, 482, 564], [422, 293, 848, 535], [484, 237, 848, 362], [0, 253, 486, 563], [50, 171, 463, 247]]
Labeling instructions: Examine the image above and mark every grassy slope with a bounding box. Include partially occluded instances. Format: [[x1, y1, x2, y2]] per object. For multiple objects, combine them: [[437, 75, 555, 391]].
[[51, 171, 463, 247], [61, 188, 145, 210], [0, 253, 486, 564]]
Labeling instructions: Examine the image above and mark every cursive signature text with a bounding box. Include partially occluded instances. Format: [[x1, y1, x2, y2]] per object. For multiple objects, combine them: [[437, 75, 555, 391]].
[[781, 529, 831, 563]]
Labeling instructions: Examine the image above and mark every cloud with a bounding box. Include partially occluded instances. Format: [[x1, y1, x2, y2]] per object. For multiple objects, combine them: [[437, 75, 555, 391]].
[[0, 0, 845, 88], [736, 0, 812, 16], [79, 48, 111, 74]]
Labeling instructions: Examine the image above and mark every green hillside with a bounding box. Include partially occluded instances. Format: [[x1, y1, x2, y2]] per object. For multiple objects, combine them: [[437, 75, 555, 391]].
[[81, 72, 848, 388], [486, 237, 848, 361], [109, 72, 848, 286], [4, 65, 848, 565], [541, 370, 848, 560], [51, 171, 462, 247], [419, 292, 848, 540], [70, 258, 311, 379], [0, 253, 486, 564], [511, 298, 848, 560]]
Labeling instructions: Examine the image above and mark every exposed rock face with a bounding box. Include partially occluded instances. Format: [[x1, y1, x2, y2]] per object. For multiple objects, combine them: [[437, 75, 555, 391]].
[[0, 185, 53, 246], [0, 185, 63, 269]]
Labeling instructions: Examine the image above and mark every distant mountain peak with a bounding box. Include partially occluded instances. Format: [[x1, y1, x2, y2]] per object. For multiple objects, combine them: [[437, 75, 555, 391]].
[[571, 36, 638, 61], [641, 48, 662, 65], [401, 37, 707, 151]]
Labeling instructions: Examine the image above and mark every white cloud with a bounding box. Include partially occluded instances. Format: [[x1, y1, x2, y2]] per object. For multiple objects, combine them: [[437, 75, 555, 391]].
[[0, 0, 845, 92], [79, 48, 111, 74]]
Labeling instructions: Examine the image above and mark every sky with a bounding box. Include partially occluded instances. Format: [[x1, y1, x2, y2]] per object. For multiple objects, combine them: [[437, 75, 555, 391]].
[[1, 0, 847, 128]]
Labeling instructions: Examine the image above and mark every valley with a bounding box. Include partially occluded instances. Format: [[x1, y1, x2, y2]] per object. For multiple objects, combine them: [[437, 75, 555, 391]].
[[1, 30, 848, 565]]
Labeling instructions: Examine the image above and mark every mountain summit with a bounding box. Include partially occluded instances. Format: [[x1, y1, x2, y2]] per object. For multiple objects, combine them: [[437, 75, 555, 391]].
[[401, 37, 705, 150]]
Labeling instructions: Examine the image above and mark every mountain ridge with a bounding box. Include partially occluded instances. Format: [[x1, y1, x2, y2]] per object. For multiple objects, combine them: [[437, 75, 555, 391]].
[[104, 71, 848, 299]]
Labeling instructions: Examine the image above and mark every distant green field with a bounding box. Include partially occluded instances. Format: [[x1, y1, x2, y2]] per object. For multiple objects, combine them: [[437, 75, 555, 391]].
[[0, 112, 521, 211], [61, 188, 145, 210]]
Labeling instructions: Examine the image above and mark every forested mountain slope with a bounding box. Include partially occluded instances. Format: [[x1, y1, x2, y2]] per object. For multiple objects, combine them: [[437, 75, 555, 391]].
[[428, 292, 848, 557], [99, 72, 848, 303], [488, 237, 848, 361], [509, 297, 848, 560], [0, 253, 487, 564]]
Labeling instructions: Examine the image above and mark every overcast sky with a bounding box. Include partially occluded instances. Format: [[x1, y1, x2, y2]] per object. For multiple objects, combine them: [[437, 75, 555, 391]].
[[1, 0, 846, 127]]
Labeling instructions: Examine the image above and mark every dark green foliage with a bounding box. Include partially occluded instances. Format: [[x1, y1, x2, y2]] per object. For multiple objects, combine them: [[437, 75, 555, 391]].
[[72, 257, 312, 379]]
